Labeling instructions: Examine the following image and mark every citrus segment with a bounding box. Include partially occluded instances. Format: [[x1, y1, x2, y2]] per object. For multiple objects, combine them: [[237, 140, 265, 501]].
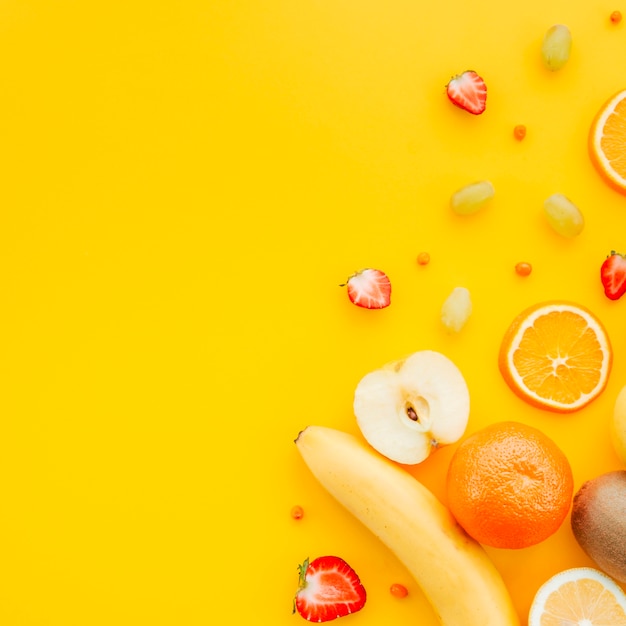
[[446, 421, 574, 549], [529, 567, 626, 626], [589, 89, 626, 194], [499, 301, 612, 412]]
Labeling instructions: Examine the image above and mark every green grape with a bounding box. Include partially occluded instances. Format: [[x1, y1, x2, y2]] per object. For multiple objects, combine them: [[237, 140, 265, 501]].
[[541, 24, 572, 71], [450, 181, 495, 215], [543, 193, 584, 237], [441, 287, 472, 333]]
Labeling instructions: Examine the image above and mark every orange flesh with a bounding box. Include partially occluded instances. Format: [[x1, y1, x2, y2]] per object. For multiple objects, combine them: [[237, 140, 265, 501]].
[[512, 310, 604, 405], [600, 98, 626, 177]]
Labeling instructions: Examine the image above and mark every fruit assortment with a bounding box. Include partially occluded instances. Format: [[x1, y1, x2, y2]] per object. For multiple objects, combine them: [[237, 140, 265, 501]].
[[293, 18, 626, 626], [295, 426, 520, 625]]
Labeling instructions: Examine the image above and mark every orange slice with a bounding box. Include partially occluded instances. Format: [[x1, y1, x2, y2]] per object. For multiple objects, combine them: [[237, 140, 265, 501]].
[[529, 567, 626, 626], [589, 89, 626, 194], [498, 301, 612, 413]]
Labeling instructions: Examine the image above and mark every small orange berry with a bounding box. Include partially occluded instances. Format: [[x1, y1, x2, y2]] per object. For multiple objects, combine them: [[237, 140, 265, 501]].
[[514, 125, 527, 141], [390, 583, 409, 598], [417, 252, 430, 265], [610, 10, 622, 23], [290, 505, 304, 520], [515, 262, 532, 276]]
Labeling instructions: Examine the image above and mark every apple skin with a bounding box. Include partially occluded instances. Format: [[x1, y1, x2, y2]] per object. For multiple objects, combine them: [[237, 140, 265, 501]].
[[610, 384, 626, 464], [353, 350, 470, 465]]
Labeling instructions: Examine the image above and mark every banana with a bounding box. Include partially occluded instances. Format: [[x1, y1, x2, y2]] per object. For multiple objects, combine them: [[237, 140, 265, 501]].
[[295, 425, 520, 626]]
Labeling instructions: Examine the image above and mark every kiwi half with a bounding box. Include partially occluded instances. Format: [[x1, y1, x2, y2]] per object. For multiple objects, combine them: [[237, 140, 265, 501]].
[[571, 470, 626, 582]]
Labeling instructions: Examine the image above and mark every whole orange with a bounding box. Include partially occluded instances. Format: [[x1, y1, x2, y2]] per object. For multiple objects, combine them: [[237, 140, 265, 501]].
[[446, 421, 574, 549]]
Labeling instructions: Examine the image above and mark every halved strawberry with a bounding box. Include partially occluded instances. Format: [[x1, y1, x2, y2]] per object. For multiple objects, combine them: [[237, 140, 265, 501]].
[[341, 268, 391, 309], [601, 250, 626, 300], [293, 556, 367, 622], [446, 70, 487, 115]]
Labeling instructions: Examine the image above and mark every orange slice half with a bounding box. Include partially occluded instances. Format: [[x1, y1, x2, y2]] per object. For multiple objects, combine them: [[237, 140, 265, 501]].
[[529, 567, 626, 626], [589, 89, 626, 194], [498, 301, 612, 413]]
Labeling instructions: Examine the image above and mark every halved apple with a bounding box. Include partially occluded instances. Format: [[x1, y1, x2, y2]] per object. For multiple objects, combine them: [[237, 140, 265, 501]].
[[353, 350, 470, 464]]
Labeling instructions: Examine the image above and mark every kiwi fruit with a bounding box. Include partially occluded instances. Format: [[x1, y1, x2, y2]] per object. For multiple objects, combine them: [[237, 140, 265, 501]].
[[571, 470, 626, 582]]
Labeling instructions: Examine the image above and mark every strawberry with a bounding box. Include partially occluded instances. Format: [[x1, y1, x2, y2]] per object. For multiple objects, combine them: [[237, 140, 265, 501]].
[[601, 250, 626, 300], [341, 268, 391, 309], [446, 70, 487, 115], [293, 556, 367, 622]]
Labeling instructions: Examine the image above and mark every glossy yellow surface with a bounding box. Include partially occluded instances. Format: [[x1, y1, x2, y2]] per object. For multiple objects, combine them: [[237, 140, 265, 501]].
[[1, 1, 626, 624]]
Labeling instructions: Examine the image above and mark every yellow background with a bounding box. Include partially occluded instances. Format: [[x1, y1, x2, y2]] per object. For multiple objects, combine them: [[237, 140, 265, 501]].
[[1, 0, 626, 624]]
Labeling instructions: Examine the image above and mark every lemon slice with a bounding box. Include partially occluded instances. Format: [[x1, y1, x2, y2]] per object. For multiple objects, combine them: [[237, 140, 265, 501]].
[[529, 567, 626, 626]]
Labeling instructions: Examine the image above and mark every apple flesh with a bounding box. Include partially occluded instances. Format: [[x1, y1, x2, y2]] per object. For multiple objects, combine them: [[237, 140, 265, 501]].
[[353, 350, 470, 464]]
